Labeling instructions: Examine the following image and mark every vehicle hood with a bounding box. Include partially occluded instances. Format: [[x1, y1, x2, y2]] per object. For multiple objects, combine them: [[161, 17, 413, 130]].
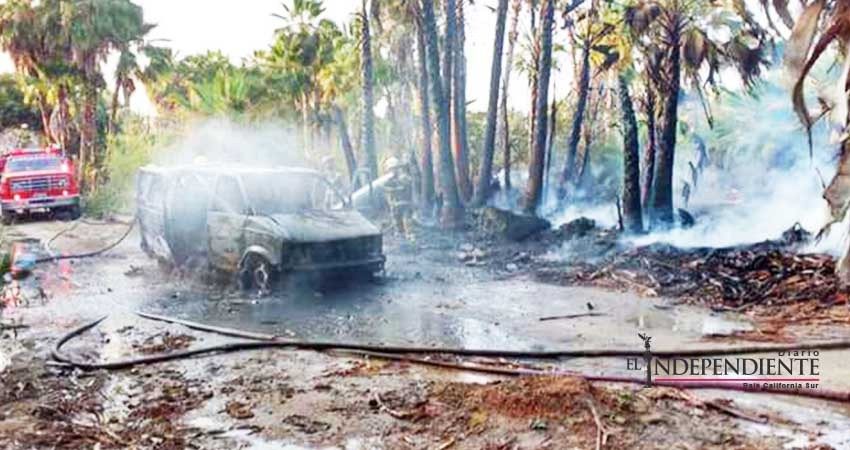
[[267, 210, 381, 242]]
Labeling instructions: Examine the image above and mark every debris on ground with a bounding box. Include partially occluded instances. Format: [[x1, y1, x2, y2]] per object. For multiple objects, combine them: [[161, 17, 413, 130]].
[[553, 217, 598, 241], [538, 236, 849, 325], [225, 400, 255, 419], [478, 207, 551, 241], [134, 331, 196, 354]]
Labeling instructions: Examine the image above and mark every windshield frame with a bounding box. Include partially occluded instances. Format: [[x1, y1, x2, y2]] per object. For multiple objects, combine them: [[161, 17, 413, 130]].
[[4, 155, 64, 173]]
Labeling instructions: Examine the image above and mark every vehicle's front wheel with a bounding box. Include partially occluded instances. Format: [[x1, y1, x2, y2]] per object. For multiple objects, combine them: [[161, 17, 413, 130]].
[[238, 254, 275, 296]]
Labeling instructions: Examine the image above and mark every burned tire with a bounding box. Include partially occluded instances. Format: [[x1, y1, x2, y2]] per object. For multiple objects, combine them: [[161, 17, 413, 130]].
[[238, 254, 275, 295]]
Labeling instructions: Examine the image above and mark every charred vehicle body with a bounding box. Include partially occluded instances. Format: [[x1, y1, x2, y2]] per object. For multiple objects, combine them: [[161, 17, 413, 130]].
[[136, 165, 385, 290]]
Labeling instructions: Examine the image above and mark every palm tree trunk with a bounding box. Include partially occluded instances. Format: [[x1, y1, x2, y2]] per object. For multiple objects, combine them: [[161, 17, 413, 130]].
[[452, 0, 472, 201], [421, 0, 464, 227], [36, 93, 53, 143], [641, 82, 656, 208], [414, 5, 436, 213], [58, 83, 70, 151], [301, 93, 311, 156], [110, 76, 122, 135], [360, 0, 378, 182], [618, 73, 643, 234], [333, 106, 358, 187], [497, 0, 522, 192], [544, 91, 557, 205], [523, 0, 554, 215], [527, 6, 540, 182], [472, 0, 509, 206], [650, 15, 681, 228], [80, 83, 97, 191], [559, 33, 591, 198]]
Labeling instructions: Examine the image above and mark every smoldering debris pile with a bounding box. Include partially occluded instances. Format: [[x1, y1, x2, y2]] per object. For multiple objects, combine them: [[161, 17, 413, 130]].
[[540, 225, 849, 317]]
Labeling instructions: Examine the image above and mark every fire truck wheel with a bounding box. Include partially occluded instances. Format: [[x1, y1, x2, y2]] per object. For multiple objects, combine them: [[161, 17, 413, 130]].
[[68, 205, 82, 220], [1, 212, 16, 226]]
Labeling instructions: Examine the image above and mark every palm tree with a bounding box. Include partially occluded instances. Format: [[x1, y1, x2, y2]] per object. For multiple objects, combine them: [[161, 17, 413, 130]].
[[110, 49, 137, 133], [267, 0, 343, 156], [0, 0, 67, 143], [630, 0, 769, 227], [316, 26, 360, 185], [496, 0, 522, 192], [640, 71, 658, 208], [65, 0, 153, 188], [561, 43, 589, 196], [781, 0, 850, 278], [452, 0, 471, 201], [359, 0, 378, 181], [523, 0, 554, 214], [472, 0, 510, 206], [420, 0, 464, 227], [412, 1, 435, 213], [618, 71, 643, 233]]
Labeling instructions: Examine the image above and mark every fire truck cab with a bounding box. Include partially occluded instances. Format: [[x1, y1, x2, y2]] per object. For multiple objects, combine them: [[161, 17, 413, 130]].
[[0, 146, 81, 224]]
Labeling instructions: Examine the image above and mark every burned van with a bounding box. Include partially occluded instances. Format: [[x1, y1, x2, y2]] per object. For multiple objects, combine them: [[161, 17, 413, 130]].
[[136, 165, 385, 291]]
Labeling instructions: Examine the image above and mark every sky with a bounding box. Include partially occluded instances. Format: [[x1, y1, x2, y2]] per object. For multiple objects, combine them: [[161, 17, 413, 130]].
[[0, 0, 781, 114], [0, 0, 553, 114]]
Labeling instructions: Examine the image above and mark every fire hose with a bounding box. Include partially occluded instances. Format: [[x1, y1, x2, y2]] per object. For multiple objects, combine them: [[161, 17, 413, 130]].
[[35, 218, 136, 264], [51, 312, 850, 402]]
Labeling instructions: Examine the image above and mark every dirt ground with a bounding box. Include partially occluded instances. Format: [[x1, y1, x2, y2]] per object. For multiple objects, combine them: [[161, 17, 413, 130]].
[[1, 217, 850, 449]]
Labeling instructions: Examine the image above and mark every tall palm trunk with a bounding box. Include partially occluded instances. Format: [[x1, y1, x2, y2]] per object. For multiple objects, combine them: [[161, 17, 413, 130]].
[[473, 0, 510, 206], [523, 0, 554, 215], [618, 73, 643, 234], [57, 83, 70, 150], [497, 0, 522, 191], [544, 91, 557, 204], [80, 82, 97, 190], [452, 0, 472, 201], [650, 13, 682, 228], [36, 93, 53, 143], [301, 92, 311, 155], [559, 33, 591, 198], [640, 81, 657, 208], [421, 0, 464, 227], [110, 76, 122, 134], [360, 0, 378, 182], [527, 2, 540, 178], [332, 106, 358, 187], [414, 5, 436, 213]]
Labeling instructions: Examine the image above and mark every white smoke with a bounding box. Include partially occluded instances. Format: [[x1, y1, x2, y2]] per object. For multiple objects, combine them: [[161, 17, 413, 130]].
[[152, 118, 310, 168], [546, 75, 847, 254]]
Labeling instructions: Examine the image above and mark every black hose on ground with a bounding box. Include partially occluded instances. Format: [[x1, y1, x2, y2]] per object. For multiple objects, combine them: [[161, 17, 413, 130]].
[[35, 218, 136, 264], [51, 314, 850, 402]]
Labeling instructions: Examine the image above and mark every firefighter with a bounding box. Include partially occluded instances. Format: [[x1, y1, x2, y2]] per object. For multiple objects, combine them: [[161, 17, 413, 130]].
[[383, 157, 415, 241], [320, 155, 344, 208]]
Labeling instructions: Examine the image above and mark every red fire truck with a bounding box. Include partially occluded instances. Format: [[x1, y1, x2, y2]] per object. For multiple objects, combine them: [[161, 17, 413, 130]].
[[0, 146, 81, 224]]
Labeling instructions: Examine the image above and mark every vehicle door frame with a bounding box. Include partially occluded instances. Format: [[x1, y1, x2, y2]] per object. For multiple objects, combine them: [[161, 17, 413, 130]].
[[206, 174, 250, 271]]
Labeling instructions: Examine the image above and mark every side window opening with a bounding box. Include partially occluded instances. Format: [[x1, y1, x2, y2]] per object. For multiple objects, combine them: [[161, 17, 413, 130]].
[[212, 177, 244, 213], [146, 174, 166, 207]]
